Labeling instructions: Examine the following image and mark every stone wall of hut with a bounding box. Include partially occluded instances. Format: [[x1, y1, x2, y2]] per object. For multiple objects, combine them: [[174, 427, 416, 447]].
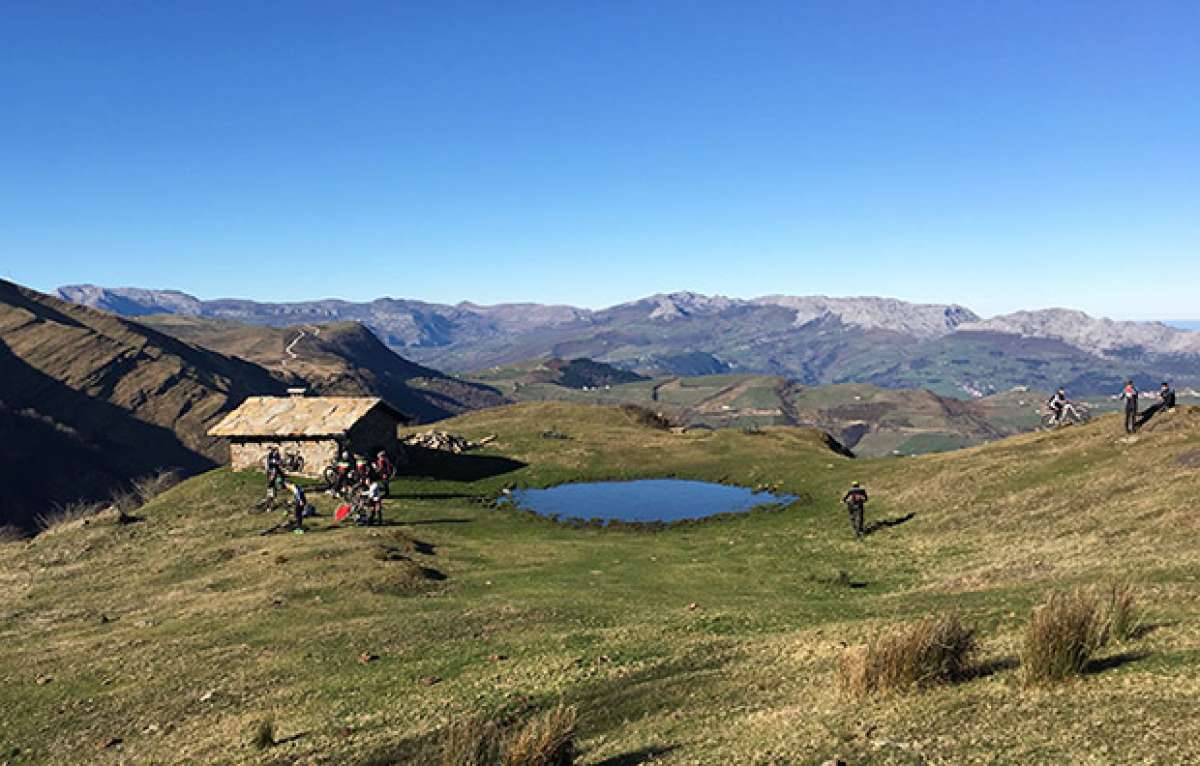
[[229, 438, 340, 477], [345, 409, 402, 457]]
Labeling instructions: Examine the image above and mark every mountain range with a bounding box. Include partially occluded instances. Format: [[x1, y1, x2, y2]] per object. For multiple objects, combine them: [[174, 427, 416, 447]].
[[58, 285, 1200, 396]]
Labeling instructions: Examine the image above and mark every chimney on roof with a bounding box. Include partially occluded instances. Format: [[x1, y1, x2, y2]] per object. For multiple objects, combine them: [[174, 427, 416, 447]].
[[287, 387, 308, 397]]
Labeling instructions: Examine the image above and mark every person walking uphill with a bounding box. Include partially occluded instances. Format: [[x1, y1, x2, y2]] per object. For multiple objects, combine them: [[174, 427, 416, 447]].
[[842, 482, 869, 540], [1119, 380, 1139, 434]]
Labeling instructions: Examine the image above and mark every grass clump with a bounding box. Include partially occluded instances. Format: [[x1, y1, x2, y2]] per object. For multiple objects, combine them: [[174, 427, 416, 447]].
[[132, 468, 181, 505], [249, 716, 276, 750], [35, 500, 106, 531], [1101, 582, 1140, 643], [839, 613, 978, 696], [1022, 588, 1107, 685], [619, 404, 672, 430], [502, 704, 577, 766], [440, 715, 502, 766]]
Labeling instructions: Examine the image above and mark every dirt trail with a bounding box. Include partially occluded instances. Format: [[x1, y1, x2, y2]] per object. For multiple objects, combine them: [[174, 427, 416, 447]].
[[281, 325, 321, 370]]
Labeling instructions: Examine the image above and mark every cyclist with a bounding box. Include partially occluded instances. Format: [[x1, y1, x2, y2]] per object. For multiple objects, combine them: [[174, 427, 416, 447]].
[[264, 446, 284, 498], [363, 478, 384, 526], [1046, 388, 1068, 424], [284, 481, 308, 533], [374, 450, 394, 495], [841, 482, 869, 540]]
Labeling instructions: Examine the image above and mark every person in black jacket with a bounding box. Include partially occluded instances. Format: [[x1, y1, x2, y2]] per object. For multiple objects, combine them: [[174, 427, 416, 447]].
[[842, 482, 869, 539], [1139, 382, 1177, 427]]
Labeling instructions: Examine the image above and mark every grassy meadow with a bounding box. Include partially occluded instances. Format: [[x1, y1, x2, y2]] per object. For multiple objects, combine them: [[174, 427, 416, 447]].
[[3, 402, 1199, 764]]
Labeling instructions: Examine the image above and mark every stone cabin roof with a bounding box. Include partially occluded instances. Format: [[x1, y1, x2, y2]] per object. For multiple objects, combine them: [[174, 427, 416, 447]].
[[208, 396, 412, 439]]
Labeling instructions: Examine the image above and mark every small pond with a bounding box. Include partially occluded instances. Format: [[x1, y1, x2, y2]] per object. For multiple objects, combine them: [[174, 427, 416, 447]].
[[508, 479, 797, 523]]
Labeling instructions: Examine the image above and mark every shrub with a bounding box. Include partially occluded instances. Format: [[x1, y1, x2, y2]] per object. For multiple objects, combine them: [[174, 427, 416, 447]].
[[35, 500, 106, 531], [440, 715, 502, 766], [1101, 582, 1140, 643], [250, 716, 276, 750], [502, 704, 576, 766], [1022, 588, 1107, 685], [838, 613, 978, 696]]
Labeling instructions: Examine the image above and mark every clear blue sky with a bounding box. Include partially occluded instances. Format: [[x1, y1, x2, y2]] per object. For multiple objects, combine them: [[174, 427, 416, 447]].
[[2, 1, 1197, 319]]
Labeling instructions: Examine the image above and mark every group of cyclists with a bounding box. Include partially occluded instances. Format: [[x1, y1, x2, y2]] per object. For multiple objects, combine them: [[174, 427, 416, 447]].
[[264, 444, 398, 533], [841, 380, 1180, 540], [1044, 380, 1176, 434]]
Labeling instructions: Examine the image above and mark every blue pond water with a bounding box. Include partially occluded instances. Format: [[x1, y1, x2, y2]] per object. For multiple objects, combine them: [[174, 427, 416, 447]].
[[509, 479, 797, 523]]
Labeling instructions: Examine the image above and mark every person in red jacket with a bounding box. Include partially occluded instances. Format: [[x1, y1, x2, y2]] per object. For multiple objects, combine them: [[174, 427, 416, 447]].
[[842, 481, 869, 540]]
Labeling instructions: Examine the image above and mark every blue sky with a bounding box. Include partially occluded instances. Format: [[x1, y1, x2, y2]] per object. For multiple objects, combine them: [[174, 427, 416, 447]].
[[2, 1, 1197, 319]]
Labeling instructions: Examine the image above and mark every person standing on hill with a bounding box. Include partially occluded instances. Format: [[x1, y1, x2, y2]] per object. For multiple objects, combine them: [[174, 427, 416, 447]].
[[842, 482, 869, 540], [1118, 380, 1139, 434], [264, 446, 284, 498], [284, 481, 307, 533]]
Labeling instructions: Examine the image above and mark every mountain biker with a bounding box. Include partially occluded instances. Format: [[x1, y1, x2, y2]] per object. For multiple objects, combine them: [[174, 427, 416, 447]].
[[842, 482, 869, 540], [264, 446, 284, 498], [285, 481, 307, 533], [1046, 389, 1068, 423], [1118, 380, 1139, 434], [355, 454, 371, 489], [333, 448, 354, 495], [374, 450, 393, 495], [363, 479, 384, 526]]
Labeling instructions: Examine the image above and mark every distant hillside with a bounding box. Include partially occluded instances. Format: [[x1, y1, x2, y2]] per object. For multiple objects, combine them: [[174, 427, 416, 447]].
[[471, 357, 647, 391], [469, 363, 1045, 456], [59, 285, 1200, 395], [0, 281, 286, 531], [138, 315, 507, 422]]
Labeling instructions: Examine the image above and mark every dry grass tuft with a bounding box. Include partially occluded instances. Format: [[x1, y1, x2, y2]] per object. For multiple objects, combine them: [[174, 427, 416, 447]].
[[1022, 588, 1107, 685], [35, 500, 107, 531], [501, 703, 577, 766], [132, 468, 182, 505], [0, 524, 27, 543], [249, 716, 276, 750], [838, 613, 978, 697], [1101, 582, 1140, 643], [440, 715, 502, 766]]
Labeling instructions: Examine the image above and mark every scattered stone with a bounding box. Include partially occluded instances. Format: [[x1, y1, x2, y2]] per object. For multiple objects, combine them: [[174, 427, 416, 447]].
[[274, 555, 288, 564], [142, 723, 160, 735], [98, 613, 110, 624], [338, 726, 353, 738], [418, 675, 442, 686], [401, 430, 488, 454], [820, 759, 847, 766], [359, 652, 379, 664], [487, 654, 507, 662], [35, 674, 52, 686], [97, 737, 122, 750], [199, 690, 215, 702], [686, 602, 699, 611]]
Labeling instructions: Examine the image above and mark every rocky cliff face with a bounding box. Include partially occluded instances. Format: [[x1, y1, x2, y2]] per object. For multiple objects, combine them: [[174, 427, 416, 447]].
[[960, 310, 1200, 356]]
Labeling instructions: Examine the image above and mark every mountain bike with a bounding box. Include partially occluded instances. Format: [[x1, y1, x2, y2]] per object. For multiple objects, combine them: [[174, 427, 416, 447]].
[[1040, 402, 1091, 430], [282, 450, 305, 473]]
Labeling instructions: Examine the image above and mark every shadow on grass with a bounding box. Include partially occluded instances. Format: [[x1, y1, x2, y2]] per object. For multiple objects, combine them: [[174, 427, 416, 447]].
[[594, 745, 679, 766], [972, 655, 1020, 679], [1128, 621, 1173, 640], [1086, 651, 1150, 675], [864, 512, 916, 536], [402, 448, 527, 482]]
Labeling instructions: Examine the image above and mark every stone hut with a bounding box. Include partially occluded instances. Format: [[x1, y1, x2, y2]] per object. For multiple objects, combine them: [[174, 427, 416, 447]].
[[208, 395, 413, 477]]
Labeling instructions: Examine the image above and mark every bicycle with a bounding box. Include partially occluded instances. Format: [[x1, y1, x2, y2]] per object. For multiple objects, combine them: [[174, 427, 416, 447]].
[[1040, 402, 1091, 430], [282, 450, 305, 473]]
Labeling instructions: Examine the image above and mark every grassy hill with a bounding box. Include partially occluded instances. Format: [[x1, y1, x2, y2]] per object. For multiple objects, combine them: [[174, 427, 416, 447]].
[[140, 315, 507, 422], [0, 280, 286, 532], [472, 369, 1046, 457], [4, 402, 1199, 764]]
